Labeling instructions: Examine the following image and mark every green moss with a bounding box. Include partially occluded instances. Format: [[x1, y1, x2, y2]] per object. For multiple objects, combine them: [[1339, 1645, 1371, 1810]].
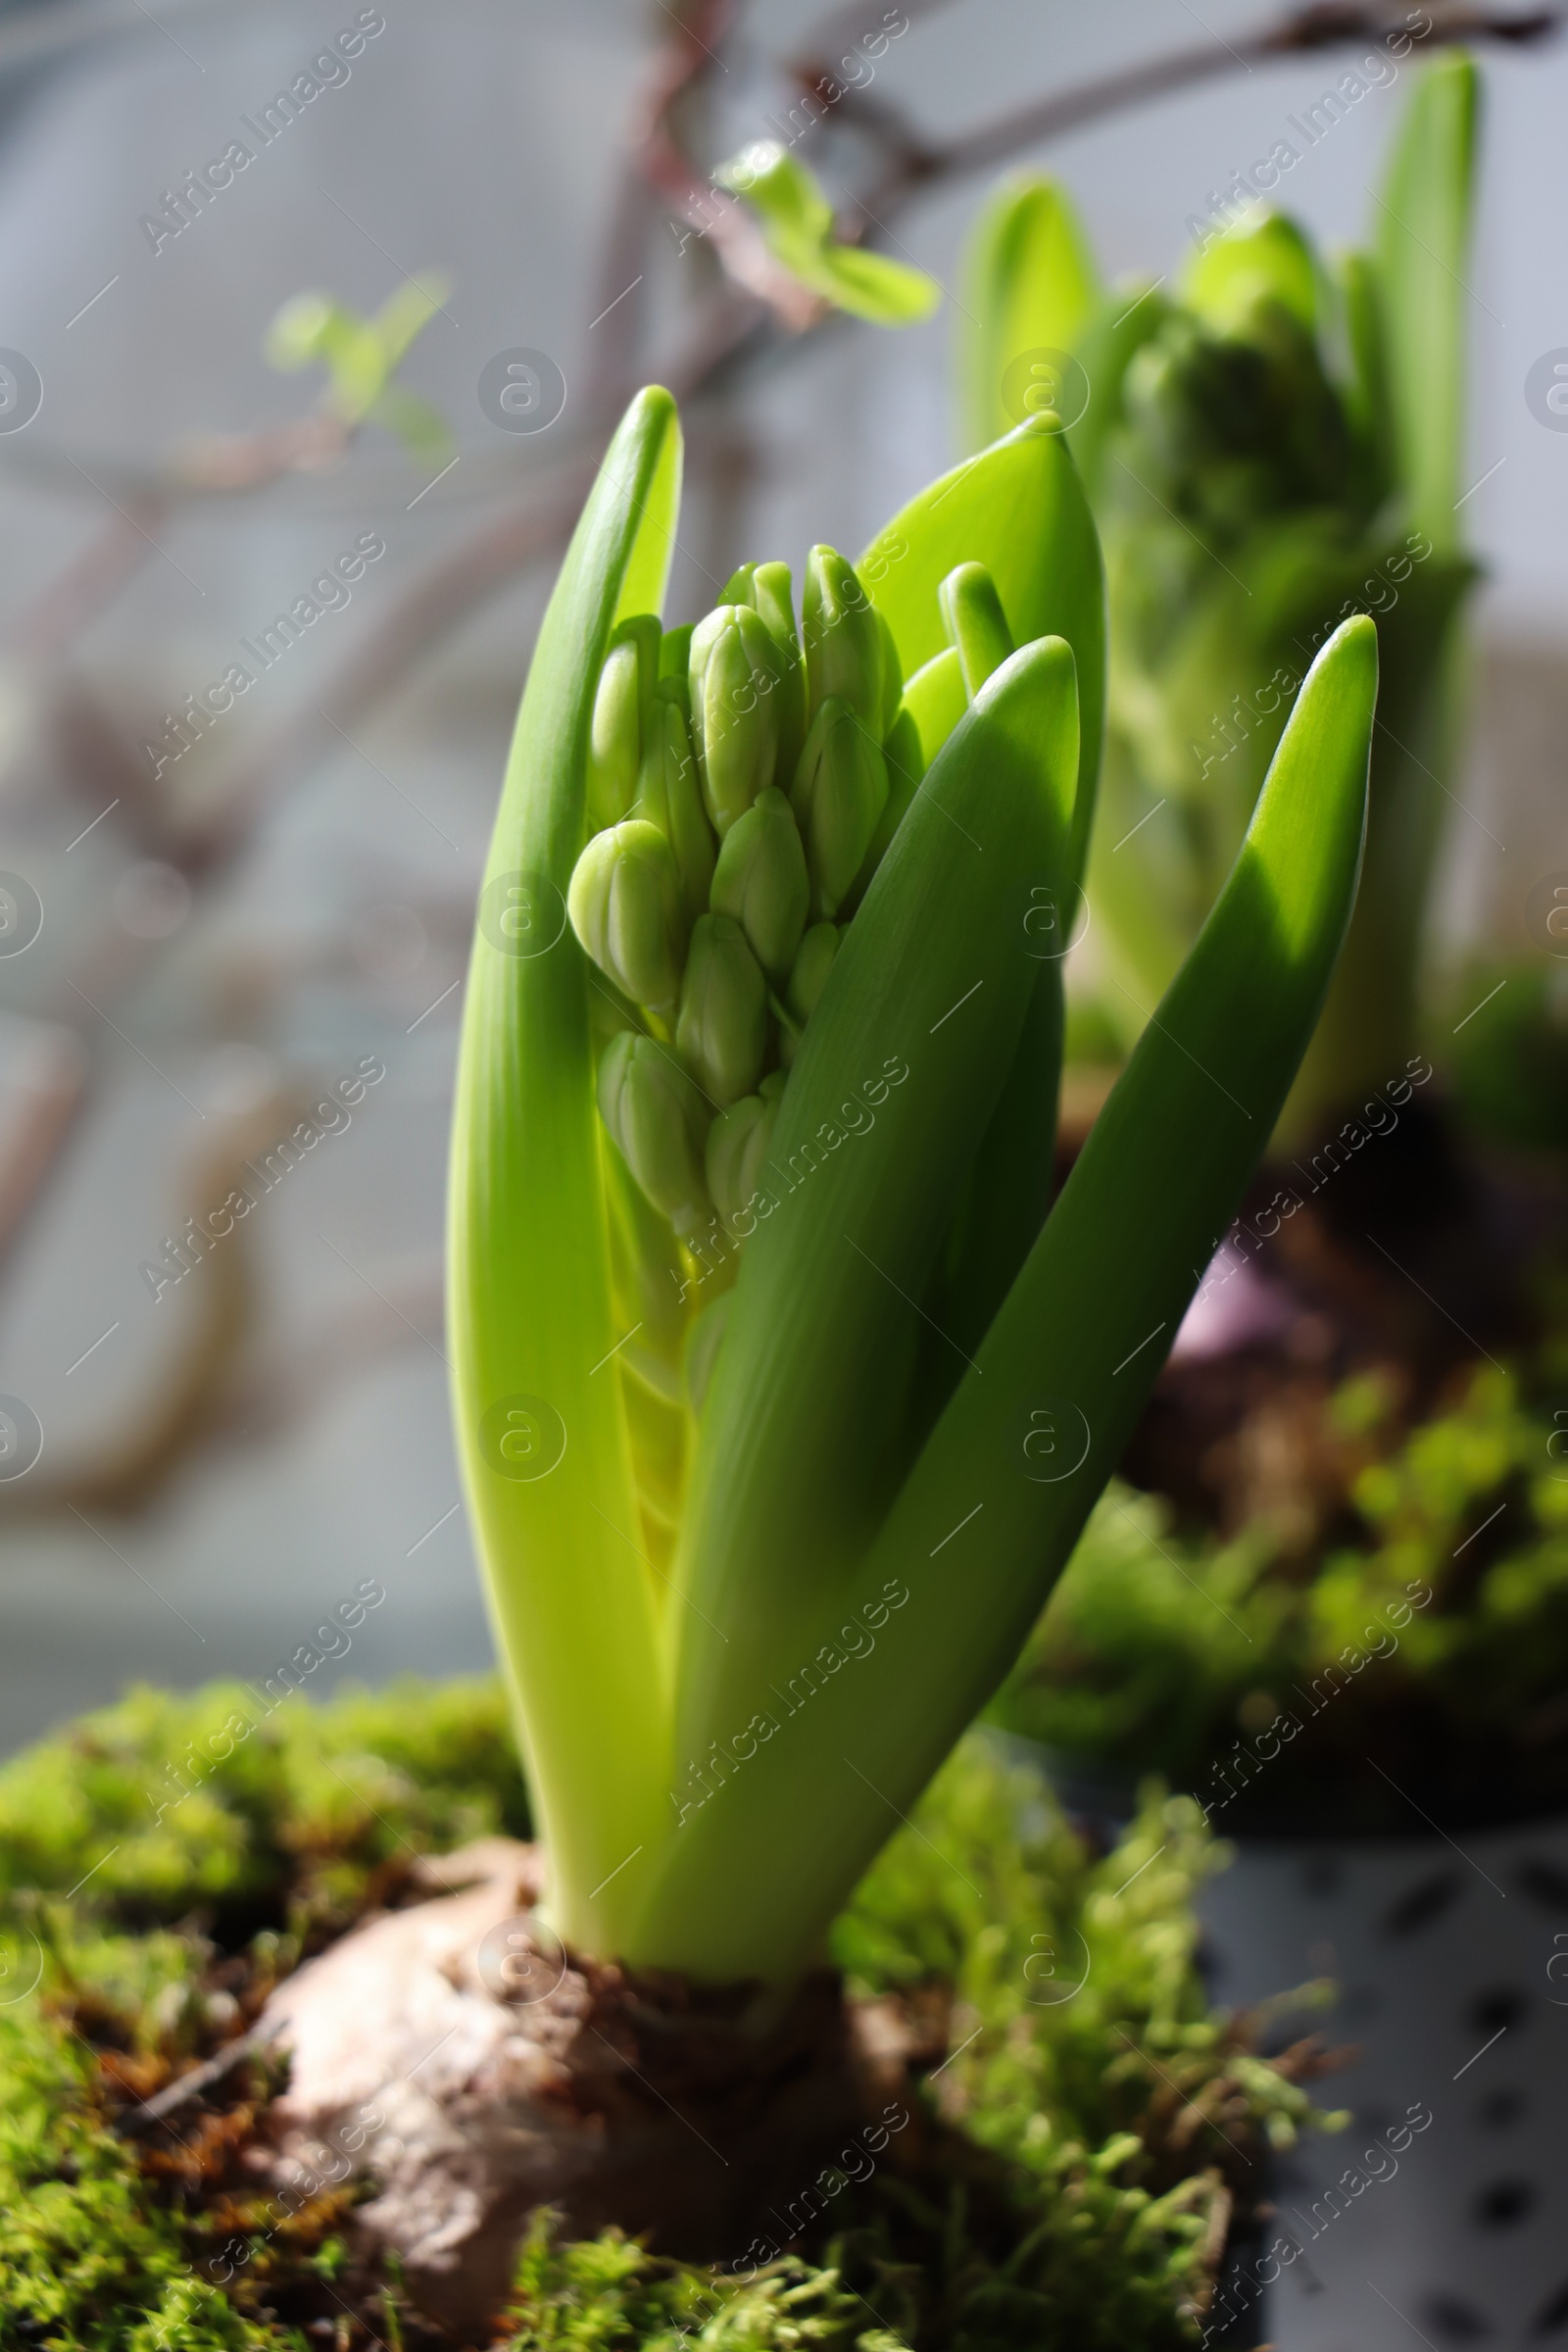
[[0, 1680, 1332, 2351], [1445, 958, 1568, 1154], [993, 1364, 1568, 1814], [499, 2218, 893, 2352], [0, 1676, 527, 1936], [0, 2018, 269, 2350]]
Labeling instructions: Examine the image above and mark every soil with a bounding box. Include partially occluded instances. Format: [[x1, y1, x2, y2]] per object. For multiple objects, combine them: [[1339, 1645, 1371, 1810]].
[[1115, 1097, 1558, 1552], [1064, 1094, 1568, 1833]]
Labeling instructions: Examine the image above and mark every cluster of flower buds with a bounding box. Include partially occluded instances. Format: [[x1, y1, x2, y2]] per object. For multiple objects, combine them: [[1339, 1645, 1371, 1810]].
[[1109, 218, 1386, 562], [1121, 303, 1360, 547], [567, 548, 920, 1253]]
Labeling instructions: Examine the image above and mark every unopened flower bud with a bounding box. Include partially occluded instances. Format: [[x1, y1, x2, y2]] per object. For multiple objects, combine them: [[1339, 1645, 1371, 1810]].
[[661, 623, 694, 691], [803, 545, 884, 731], [598, 1030, 712, 1235], [710, 786, 808, 985], [751, 561, 808, 784], [676, 911, 768, 1106], [939, 563, 1014, 702], [785, 921, 840, 1037], [567, 818, 685, 1010], [688, 606, 785, 837], [790, 697, 889, 919], [843, 705, 924, 914], [587, 615, 661, 831], [637, 685, 715, 925], [875, 609, 905, 740], [706, 1076, 783, 1231]]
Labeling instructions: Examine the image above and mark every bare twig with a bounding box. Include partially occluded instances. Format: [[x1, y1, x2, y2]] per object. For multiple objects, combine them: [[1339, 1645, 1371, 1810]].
[[792, 1, 1565, 214], [10, 0, 1558, 1522], [0, 1096, 287, 1521], [227, 0, 1567, 789]]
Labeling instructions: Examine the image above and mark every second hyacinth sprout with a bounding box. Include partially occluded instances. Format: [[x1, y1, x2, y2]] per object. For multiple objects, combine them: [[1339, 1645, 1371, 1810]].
[[567, 547, 917, 1258]]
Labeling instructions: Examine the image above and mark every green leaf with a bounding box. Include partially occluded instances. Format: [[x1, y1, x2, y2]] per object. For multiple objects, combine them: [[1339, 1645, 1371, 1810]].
[[715, 140, 941, 326], [1059, 279, 1169, 501], [371, 386, 454, 463], [1180, 211, 1319, 336], [715, 141, 834, 252], [264, 289, 343, 372], [1372, 51, 1478, 547], [655, 639, 1082, 1857], [371, 272, 449, 370], [959, 175, 1102, 452], [802, 241, 945, 325], [1284, 557, 1475, 1132], [899, 647, 968, 772], [448, 387, 683, 1954], [631, 616, 1375, 1984], [1334, 248, 1396, 499], [859, 416, 1105, 881], [263, 276, 450, 436]]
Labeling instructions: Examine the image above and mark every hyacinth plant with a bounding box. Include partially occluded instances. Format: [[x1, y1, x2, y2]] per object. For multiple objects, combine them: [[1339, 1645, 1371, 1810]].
[[447, 381, 1377, 1990], [961, 54, 1477, 1135]]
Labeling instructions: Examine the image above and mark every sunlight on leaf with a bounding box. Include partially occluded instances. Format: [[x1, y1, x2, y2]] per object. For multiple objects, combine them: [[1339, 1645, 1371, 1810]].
[[715, 141, 940, 325]]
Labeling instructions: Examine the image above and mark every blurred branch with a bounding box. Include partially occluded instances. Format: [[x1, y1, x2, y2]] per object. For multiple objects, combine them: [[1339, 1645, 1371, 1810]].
[[0, 1093, 285, 1522], [11, 0, 1559, 1521], [16, 498, 166, 666], [214, 0, 1566, 823], [269, 0, 1561, 734], [636, 0, 829, 331], [186, 461, 601, 873], [790, 2, 1562, 211]]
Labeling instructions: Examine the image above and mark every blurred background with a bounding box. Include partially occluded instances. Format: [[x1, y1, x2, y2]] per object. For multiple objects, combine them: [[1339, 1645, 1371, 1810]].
[[0, 0, 1562, 1752]]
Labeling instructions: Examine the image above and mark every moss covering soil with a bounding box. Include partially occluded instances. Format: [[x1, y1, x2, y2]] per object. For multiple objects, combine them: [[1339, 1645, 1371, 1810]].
[[996, 1359, 1568, 1828], [0, 1678, 1341, 2351]]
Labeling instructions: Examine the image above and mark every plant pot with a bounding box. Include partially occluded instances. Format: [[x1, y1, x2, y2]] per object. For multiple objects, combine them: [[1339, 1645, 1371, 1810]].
[[1198, 1812, 1568, 2351]]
